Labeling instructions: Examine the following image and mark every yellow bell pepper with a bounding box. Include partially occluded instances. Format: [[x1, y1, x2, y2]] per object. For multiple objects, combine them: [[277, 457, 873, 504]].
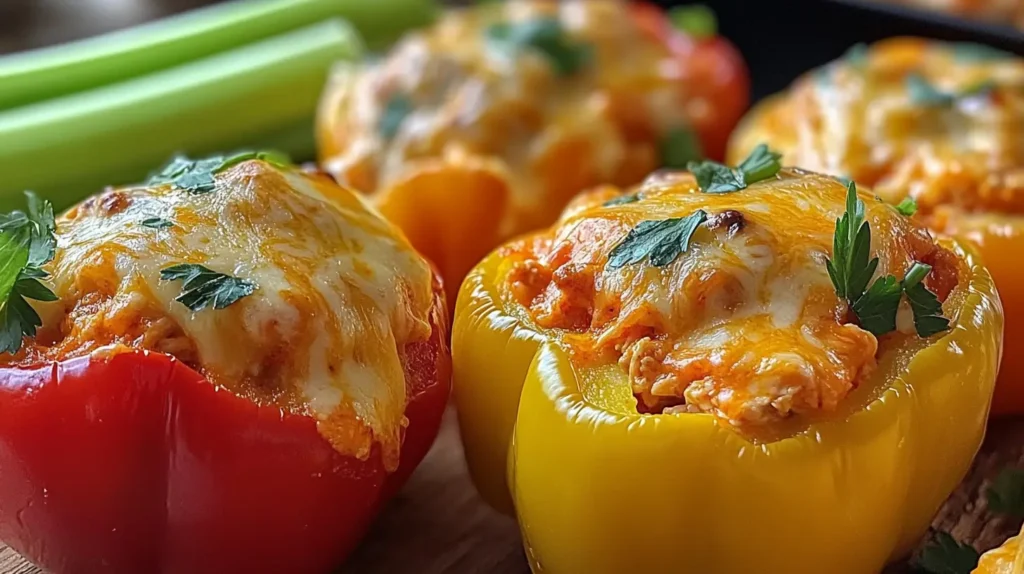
[[453, 177, 1003, 573]]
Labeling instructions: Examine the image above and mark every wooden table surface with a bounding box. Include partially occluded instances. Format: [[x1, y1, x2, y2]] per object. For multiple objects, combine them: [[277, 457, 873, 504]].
[[0, 407, 1021, 574]]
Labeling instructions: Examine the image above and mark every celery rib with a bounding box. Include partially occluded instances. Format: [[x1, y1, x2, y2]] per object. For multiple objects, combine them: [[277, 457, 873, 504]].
[[0, 20, 360, 211], [0, 0, 437, 110]]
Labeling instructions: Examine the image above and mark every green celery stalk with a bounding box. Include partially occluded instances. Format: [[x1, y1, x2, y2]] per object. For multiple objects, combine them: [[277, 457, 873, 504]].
[[0, 0, 436, 110], [0, 19, 360, 211]]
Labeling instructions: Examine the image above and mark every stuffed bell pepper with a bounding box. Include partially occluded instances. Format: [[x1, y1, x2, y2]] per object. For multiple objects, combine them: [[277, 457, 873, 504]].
[[0, 155, 450, 574], [316, 0, 749, 303], [453, 149, 1003, 573], [728, 38, 1024, 414]]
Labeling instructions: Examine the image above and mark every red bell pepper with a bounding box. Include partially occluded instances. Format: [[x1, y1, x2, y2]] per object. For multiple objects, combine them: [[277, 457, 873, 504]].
[[0, 280, 450, 574], [630, 1, 750, 161]]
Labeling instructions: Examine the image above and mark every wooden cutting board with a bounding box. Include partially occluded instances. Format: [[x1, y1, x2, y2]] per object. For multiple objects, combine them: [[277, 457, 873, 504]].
[[1, 409, 1021, 574]]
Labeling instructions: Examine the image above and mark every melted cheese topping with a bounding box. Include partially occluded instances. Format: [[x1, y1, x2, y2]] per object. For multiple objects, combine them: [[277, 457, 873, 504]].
[[19, 161, 434, 470], [729, 38, 1024, 219], [317, 0, 701, 235], [500, 170, 962, 428]]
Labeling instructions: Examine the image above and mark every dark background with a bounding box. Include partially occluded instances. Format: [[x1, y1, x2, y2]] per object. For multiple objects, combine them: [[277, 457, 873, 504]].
[[1, 0, 1023, 100]]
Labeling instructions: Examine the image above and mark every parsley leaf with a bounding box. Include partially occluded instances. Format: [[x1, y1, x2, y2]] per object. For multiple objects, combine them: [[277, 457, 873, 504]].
[[895, 196, 918, 217], [953, 42, 1012, 62], [660, 127, 703, 168], [851, 275, 902, 335], [160, 264, 256, 312], [915, 531, 979, 574], [986, 467, 1024, 518], [737, 144, 783, 183], [379, 95, 413, 140], [607, 211, 708, 269], [0, 193, 59, 355], [907, 73, 996, 106], [903, 262, 950, 337], [688, 161, 745, 194], [141, 217, 174, 229], [150, 151, 291, 193], [688, 144, 782, 194], [603, 193, 640, 207], [667, 5, 717, 39], [826, 182, 876, 301], [486, 18, 592, 76], [844, 43, 869, 67]]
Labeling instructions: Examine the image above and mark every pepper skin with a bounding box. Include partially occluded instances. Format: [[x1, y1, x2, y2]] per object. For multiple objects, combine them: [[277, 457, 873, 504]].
[[727, 38, 1024, 415], [453, 178, 1003, 573], [974, 527, 1024, 574], [0, 272, 450, 574], [317, 0, 748, 305]]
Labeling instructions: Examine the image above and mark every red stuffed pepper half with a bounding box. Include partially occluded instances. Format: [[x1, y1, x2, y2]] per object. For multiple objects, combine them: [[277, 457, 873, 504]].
[[0, 155, 451, 574]]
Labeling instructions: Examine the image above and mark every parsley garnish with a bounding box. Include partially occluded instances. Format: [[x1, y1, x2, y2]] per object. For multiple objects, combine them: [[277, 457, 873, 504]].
[[603, 193, 640, 207], [895, 196, 918, 217], [952, 42, 1011, 62], [660, 127, 703, 168], [607, 211, 708, 269], [379, 95, 413, 140], [851, 275, 902, 335], [915, 531, 979, 574], [149, 151, 291, 194], [903, 262, 950, 337], [827, 183, 949, 337], [688, 144, 781, 194], [907, 74, 996, 106], [160, 264, 256, 312], [667, 5, 717, 39], [985, 467, 1024, 518], [0, 192, 59, 355], [844, 43, 868, 67], [486, 18, 592, 76], [141, 217, 174, 229]]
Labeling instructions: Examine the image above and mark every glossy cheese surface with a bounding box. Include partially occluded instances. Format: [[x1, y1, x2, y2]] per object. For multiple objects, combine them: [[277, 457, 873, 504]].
[[498, 169, 962, 428], [24, 160, 434, 469], [318, 0, 702, 234], [729, 38, 1024, 217]]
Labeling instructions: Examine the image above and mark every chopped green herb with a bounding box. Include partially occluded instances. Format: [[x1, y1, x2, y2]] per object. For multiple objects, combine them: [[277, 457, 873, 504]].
[[660, 127, 703, 168], [486, 18, 592, 76], [150, 151, 291, 194], [851, 275, 902, 335], [687, 143, 782, 194], [667, 5, 717, 39], [915, 531, 979, 574], [907, 73, 997, 106], [141, 217, 174, 229], [844, 43, 869, 67], [826, 182, 877, 302], [607, 211, 708, 269], [952, 42, 1012, 62], [894, 196, 918, 217], [736, 144, 783, 183], [603, 193, 640, 207], [985, 467, 1024, 518], [160, 264, 256, 312], [0, 192, 58, 355], [826, 183, 950, 337], [379, 94, 413, 140], [903, 262, 950, 337]]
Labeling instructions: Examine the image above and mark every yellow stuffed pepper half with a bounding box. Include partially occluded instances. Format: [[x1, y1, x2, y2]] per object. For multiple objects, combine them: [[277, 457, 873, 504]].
[[453, 154, 1003, 573], [317, 0, 749, 304], [729, 38, 1024, 415]]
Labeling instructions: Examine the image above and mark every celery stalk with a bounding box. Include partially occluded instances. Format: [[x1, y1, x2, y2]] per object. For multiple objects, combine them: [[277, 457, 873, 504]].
[[0, 20, 360, 211], [0, 0, 436, 110]]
